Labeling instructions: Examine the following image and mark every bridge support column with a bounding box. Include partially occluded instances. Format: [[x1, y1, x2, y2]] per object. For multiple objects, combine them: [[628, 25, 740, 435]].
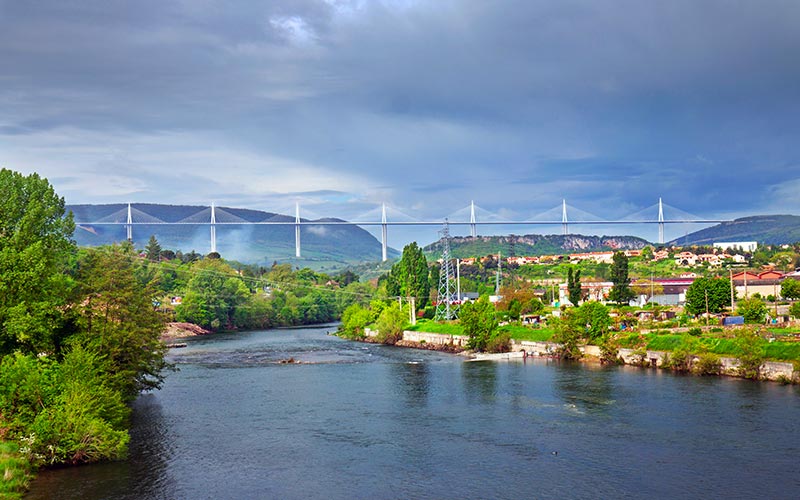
[[381, 203, 388, 262], [126, 203, 133, 241], [658, 197, 664, 245], [561, 199, 568, 235], [210, 202, 217, 254], [295, 203, 301, 258], [470, 200, 477, 238]]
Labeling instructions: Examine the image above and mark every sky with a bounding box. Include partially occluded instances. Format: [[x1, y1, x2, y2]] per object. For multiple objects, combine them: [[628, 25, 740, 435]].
[[2, 0, 800, 247]]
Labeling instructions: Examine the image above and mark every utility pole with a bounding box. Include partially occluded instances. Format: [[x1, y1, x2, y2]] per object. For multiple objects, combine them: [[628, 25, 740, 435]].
[[705, 289, 709, 327], [730, 268, 735, 312], [410, 296, 416, 326]]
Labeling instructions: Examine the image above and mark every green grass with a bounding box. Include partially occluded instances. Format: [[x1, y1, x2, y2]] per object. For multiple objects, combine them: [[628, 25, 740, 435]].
[[637, 333, 800, 362], [0, 441, 33, 499], [406, 319, 464, 336], [502, 325, 555, 342], [765, 342, 800, 361], [406, 319, 555, 342]]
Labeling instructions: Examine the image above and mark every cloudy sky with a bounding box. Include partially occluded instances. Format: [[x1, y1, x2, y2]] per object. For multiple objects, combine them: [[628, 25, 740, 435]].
[[2, 0, 799, 245]]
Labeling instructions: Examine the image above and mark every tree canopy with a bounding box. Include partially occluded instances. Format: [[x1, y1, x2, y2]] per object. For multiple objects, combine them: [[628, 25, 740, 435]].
[[386, 242, 430, 308], [0, 169, 75, 354], [685, 276, 732, 315], [608, 251, 634, 305]]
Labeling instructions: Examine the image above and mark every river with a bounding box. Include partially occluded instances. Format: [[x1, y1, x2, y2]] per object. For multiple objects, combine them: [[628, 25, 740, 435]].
[[26, 325, 800, 499]]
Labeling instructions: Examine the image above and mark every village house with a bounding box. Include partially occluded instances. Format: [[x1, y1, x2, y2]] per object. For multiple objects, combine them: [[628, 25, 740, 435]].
[[732, 270, 784, 299]]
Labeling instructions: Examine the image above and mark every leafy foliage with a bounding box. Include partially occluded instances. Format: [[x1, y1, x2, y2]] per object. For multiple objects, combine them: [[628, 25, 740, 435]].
[[0, 169, 75, 355], [567, 267, 582, 305], [385, 242, 430, 308], [460, 296, 500, 352], [608, 252, 634, 305], [736, 297, 767, 324], [373, 302, 407, 344], [684, 277, 732, 315], [781, 278, 800, 299]]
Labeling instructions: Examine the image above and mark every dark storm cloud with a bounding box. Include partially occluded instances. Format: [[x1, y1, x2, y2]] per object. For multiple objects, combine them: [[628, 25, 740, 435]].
[[1, 0, 799, 242]]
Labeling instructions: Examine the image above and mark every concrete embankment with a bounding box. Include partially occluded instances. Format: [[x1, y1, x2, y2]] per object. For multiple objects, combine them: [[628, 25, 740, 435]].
[[366, 328, 796, 382]]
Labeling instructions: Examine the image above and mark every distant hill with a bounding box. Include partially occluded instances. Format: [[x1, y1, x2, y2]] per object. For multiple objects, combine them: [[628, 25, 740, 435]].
[[423, 234, 650, 259], [67, 204, 398, 269], [667, 215, 800, 246]]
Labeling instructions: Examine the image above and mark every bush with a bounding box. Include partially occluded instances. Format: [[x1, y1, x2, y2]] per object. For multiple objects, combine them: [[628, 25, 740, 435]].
[[485, 331, 511, 353], [0, 347, 131, 467], [693, 352, 722, 376], [687, 327, 702, 337], [734, 330, 765, 379], [374, 302, 407, 345], [599, 335, 621, 365], [663, 345, 693, 372]]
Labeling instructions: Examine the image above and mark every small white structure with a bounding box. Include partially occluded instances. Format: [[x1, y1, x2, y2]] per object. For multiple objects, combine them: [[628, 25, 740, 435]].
[[714, 241, 757, 253]]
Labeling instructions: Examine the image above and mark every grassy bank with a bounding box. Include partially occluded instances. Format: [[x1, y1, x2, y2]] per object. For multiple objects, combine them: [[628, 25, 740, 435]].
[[0, 441, 32, 499], [618, 332, 800, 362]]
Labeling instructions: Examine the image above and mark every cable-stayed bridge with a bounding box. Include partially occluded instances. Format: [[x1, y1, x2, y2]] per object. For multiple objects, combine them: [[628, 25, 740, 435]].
[[74, 199, 729, 262]]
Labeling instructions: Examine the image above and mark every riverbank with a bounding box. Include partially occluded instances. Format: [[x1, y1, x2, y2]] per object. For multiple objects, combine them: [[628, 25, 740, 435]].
[[365, 328, 798, 382], [161, 322, 212, 341], [0, 441, 31, 499]]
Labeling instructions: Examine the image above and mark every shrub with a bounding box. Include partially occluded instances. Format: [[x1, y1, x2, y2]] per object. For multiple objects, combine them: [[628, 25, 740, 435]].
[[599, 335, 621, 365], [663, 345, 693, 372], [687, 327, 702, 337], [374, 302, 407, 345], [485, 331, 511, 353], [630, 347, 648, 367], [693, 352, 722, 376], [734, 330, 765, 379]]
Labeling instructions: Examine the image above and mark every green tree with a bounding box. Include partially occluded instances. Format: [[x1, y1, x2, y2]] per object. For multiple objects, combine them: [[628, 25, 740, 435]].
[[567, 267, 582, 305], [737, 297, 768, 324], [460, 296, 498, 352], [685, 277, 732, 315], [0, 169, 75, 354], [144, 235, 162, 261], [340, 303, 376, 339], [573, 301, 611, 342], [71, 245, 167, 399], [781, 278, 800, 299], [733, 329, 765, 379], [790, 302, 800, 319], [552, 310, 583, 360], [176, 259, 251, 330], [374, 301, 407, 344], [386, 242, 430, 308], [608, 252, 634, 305]]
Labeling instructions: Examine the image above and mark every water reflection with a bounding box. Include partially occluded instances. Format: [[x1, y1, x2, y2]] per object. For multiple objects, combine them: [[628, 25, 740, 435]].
[[553, 362, 616, 416], [391, 361, 430, 408], [461, 361, 498, 404], [26, 394, 172, 500]]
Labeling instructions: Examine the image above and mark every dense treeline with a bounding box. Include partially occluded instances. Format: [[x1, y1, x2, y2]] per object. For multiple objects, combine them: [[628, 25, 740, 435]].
[[0, 169, 168, 487], [140, 252, 376, 331]]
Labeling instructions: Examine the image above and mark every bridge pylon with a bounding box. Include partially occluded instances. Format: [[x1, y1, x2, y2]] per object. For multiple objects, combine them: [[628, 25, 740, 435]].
[[658, 197, 664, 244], [295, 203, 301, 258], [381, 203, 388, 262], [470, 200, 477, 238], [126, 203, 133, 241], [561, 199, 568, 235], [210, 202, 217, 254]]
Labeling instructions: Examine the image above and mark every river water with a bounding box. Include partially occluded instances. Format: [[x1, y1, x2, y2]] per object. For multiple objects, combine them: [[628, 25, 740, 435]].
[[27, 325, 800, 499]]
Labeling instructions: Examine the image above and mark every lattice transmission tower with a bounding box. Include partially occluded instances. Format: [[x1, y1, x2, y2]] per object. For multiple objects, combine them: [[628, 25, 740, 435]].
[[435, 220, 459, 320]]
